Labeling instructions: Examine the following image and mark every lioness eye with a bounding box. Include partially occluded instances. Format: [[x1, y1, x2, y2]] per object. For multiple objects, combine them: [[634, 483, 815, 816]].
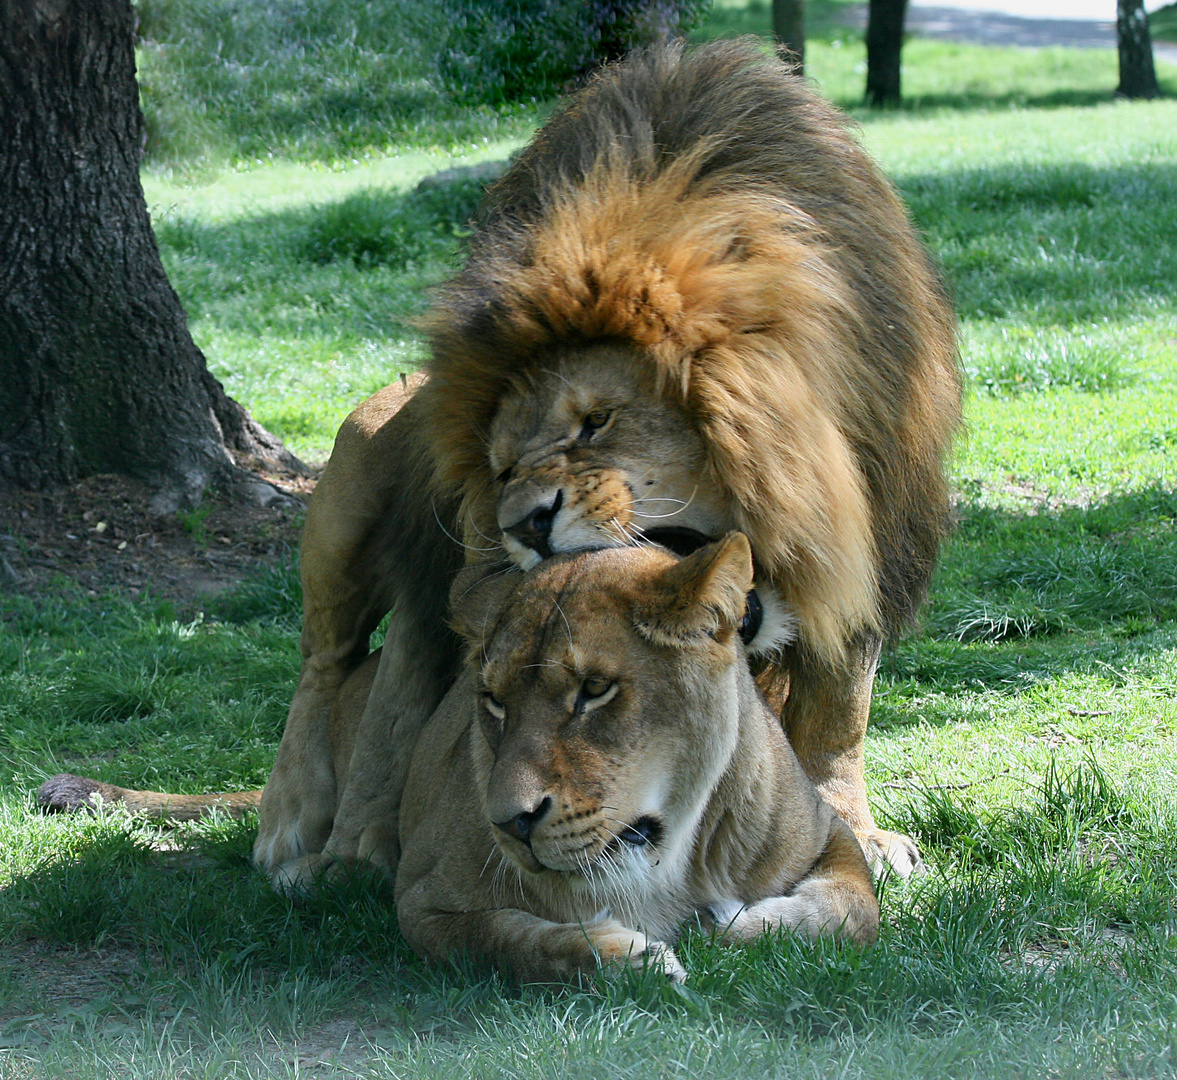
[[578, 410, 612, 440], [583, 676, 612, 698], [482, 693, 506, 720], [575, 677, 617, 714]]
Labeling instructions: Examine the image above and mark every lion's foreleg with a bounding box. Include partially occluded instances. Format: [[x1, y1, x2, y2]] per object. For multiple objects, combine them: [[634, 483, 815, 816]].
[[298, 612, 453, 885], [254, 549, 392, 876], [254, 384, 429, 878], [778, 634, 924, 878]]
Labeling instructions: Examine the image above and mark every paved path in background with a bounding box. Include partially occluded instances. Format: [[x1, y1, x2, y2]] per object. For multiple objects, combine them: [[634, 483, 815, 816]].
[[902, 3, 1177, 65], [838, 2, 1177, 66]]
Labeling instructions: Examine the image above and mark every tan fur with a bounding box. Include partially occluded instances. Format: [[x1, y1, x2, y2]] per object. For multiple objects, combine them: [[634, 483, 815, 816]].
[[37, 774, 262, 820], [396, 537, 877, 982], [45, 540, 877, 983], [252, 39, 960, 886]]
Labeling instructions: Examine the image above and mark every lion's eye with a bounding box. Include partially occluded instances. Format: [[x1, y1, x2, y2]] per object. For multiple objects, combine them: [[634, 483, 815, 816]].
[[578, 409, 613, 441], [575, 677, 617, 714], [482, 692, 506, 720]]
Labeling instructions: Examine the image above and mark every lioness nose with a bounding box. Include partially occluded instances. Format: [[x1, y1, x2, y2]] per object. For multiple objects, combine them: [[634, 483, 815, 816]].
[[494, 795, 553, 847], [503, 490, 563, 559]]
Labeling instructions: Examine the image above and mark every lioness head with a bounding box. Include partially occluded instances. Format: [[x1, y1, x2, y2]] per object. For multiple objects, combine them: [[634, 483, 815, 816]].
[[488, 345, 732, 569], [450, 534, 792, 889]]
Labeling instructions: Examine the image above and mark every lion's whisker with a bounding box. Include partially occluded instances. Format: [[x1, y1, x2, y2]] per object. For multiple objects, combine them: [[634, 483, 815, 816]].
[[432, 499, 498, 555], [633, 485, 698, 522]]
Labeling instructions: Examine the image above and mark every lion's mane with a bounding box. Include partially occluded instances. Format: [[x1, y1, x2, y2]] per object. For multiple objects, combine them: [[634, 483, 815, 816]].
[[418, 39, 960, 662]]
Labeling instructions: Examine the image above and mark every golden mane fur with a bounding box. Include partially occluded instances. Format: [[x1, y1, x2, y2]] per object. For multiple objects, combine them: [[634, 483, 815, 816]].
[[419, 39, 959, 661]]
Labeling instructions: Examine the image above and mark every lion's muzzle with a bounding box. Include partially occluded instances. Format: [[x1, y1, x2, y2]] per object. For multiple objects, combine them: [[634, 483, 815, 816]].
[[497, 464, 639, 566], [501, 489, 562, 561]]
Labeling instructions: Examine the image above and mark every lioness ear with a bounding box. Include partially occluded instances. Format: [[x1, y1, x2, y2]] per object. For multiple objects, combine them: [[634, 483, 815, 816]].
[[636, 532, 754, 647], [448, 561, 521, 648]]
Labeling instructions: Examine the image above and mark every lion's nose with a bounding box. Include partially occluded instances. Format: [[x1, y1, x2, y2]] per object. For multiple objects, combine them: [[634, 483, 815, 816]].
[[502, 490, 563, 559], [494, 795, 553, 848]]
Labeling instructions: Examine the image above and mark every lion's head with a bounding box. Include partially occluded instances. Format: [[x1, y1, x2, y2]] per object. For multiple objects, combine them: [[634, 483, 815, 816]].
[[419, 41, 959, 666], [450, 534, 793, 892]]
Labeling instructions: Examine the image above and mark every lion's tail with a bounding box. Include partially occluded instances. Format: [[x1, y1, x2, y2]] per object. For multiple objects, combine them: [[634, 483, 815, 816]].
[[37, 773, 261, 821]]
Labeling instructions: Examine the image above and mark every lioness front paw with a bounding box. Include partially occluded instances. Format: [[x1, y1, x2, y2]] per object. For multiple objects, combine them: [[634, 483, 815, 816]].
[[590, 924, 686, 983], [638, 941, 687, 984], [857, 827, 926, 880]]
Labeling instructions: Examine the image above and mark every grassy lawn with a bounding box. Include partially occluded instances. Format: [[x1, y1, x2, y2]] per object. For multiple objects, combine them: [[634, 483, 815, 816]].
[[1152, 2, 1177, 44], [2, 3, 1177, 1077]]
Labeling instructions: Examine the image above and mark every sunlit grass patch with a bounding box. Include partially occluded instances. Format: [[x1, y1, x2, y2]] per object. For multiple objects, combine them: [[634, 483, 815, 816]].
[[963, 325, 1134, 397]]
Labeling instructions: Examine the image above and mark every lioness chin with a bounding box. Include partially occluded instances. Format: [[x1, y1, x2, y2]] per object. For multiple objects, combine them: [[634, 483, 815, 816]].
[[40, 536, 878, 984]]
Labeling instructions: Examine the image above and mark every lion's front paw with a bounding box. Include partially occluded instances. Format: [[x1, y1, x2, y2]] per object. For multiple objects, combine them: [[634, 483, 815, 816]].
[[252, 771, 336, 878], [271, 846, 396, 897], [857, 827, 926, 880], [270, 852, 342, 896]]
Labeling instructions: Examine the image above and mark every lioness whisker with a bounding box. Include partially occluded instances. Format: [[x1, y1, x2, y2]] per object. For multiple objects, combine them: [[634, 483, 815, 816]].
[[520, 659, 575, 674], [551, 598, 574, 648]]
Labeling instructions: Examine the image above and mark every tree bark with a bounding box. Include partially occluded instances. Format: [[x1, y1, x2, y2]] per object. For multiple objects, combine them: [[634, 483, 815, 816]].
[[773, 0, 805, 74], [0, 0, 305, 511], [1116, 0, 1159, 99], [865, 0, 908, 107]]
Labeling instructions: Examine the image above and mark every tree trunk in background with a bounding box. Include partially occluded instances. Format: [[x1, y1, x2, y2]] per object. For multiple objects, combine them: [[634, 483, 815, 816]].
[[865, 0, 908, 107], [0, 0, 304, 511], [1116, 0, 1159, 99], [773, 0, 805, 74]]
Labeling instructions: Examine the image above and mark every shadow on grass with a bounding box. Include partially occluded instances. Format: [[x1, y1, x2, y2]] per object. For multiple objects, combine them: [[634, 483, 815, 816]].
[[0, 818, 402, 969], [878, 486, 1177, 699], [859, 81, 1175, 114]]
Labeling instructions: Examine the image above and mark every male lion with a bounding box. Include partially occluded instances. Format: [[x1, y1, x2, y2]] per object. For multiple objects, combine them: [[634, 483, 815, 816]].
[[254, 38, 960, 888], [41, 536, 879, 983]]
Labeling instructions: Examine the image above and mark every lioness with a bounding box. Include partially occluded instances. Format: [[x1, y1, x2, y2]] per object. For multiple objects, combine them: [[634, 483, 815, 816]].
[[40, 536, 878, 983], [255, 39, 961, 888]]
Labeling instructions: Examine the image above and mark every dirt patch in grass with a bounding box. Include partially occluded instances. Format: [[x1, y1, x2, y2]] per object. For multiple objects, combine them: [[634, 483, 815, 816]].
[[0, 473, 316, 612], [0, 940, 148, 1038]]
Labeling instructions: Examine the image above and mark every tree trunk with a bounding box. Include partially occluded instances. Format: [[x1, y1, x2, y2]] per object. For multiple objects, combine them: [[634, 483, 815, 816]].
[[773, 0, 805, 74], [865, 0, 908, 107], [1116, 0, 1159, 99], [0, 0, 305, 512]]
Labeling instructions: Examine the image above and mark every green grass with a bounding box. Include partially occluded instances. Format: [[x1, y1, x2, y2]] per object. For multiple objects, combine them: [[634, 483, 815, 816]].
[[3, 3, 1177, 1077], [1152, 2, 1177, 44], [134, 0, 541, 171]]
